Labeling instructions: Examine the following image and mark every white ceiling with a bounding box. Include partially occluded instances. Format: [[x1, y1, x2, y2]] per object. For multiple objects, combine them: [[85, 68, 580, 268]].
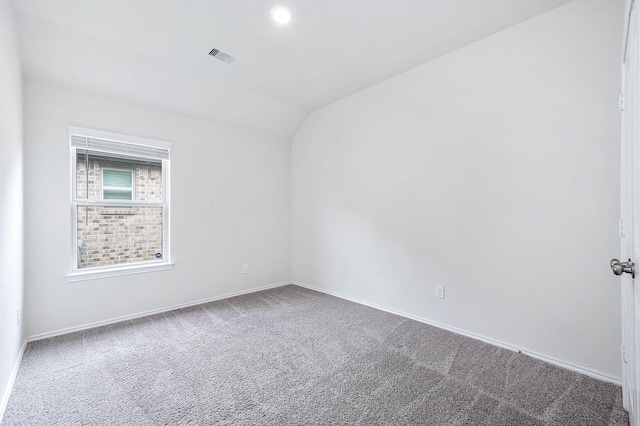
[[12, 0, 573, 139]]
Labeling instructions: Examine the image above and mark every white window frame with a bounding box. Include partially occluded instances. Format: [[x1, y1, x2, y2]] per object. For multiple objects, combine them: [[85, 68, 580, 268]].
[[102, 168, 134, 201], [67, 126, 173, 282]]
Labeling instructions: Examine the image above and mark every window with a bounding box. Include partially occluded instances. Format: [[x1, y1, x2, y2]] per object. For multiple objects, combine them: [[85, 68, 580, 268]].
[[69, 126, 172, 280], [102, 169, 133, 200]]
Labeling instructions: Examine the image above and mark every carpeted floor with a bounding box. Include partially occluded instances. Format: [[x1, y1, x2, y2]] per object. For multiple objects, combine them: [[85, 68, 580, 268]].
[[2, 285, 630, 425]]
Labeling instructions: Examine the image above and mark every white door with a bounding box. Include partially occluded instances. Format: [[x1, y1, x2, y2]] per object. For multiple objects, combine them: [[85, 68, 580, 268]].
[[620, 1, 639, 425]]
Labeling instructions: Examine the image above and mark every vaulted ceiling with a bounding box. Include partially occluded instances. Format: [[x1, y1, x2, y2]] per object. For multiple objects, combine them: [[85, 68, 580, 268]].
[[13, 0, 573, 139]]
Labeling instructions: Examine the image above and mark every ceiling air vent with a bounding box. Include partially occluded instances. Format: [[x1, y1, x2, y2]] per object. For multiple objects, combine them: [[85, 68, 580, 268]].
[[208, 48, 238, 64]]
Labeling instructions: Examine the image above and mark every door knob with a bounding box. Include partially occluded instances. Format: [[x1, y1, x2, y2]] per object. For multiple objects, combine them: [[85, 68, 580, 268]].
[[611, 258, 635, 278]]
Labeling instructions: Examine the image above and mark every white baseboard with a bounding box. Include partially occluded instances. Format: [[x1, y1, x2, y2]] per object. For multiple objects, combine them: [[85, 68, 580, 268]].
[[28, 282, 291, 342], [292, 281, 622, 386], [0, 339, 27, 424]]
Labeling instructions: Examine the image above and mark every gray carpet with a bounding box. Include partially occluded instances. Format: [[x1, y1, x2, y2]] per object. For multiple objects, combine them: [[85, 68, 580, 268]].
[[2, 285, 630, 425]]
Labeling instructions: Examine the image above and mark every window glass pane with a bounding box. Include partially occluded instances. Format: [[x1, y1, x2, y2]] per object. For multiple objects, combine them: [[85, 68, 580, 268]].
[[76, 151, 163, 201], [103, 190, 132, 200], [103, 169, 132, 188], [76, 206, 164, 269]]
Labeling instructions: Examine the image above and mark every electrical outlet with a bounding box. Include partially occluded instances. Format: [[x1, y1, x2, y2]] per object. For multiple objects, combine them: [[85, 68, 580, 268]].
[[242, 264, 249, 274], [435, 285, 445, 299], [16, 308, 21, 326]]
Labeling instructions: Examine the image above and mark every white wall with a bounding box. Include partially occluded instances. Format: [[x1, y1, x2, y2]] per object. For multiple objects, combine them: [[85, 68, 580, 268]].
[[23, 79, 291, 337], [0, 0, 24, 415], [292, 0, 623, 379]]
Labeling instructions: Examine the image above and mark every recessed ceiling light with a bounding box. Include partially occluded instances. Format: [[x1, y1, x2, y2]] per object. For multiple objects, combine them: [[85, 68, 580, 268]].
[[271, 6, 292, 25]]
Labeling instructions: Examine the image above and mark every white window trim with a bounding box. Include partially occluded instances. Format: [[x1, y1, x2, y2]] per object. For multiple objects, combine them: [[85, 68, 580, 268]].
[[102, 168, 134, 200], [66, 261, 174, 283], [68, 126, 173, 151], [67, 126, 172, 282]]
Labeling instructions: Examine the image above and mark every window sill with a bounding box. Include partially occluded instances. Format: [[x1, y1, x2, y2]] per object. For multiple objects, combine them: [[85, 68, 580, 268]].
[[66, 261, 174, 282]]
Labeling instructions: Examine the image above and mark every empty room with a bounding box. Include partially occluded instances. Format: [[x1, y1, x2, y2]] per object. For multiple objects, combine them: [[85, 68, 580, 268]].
[[0, 0, 636, 424]]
